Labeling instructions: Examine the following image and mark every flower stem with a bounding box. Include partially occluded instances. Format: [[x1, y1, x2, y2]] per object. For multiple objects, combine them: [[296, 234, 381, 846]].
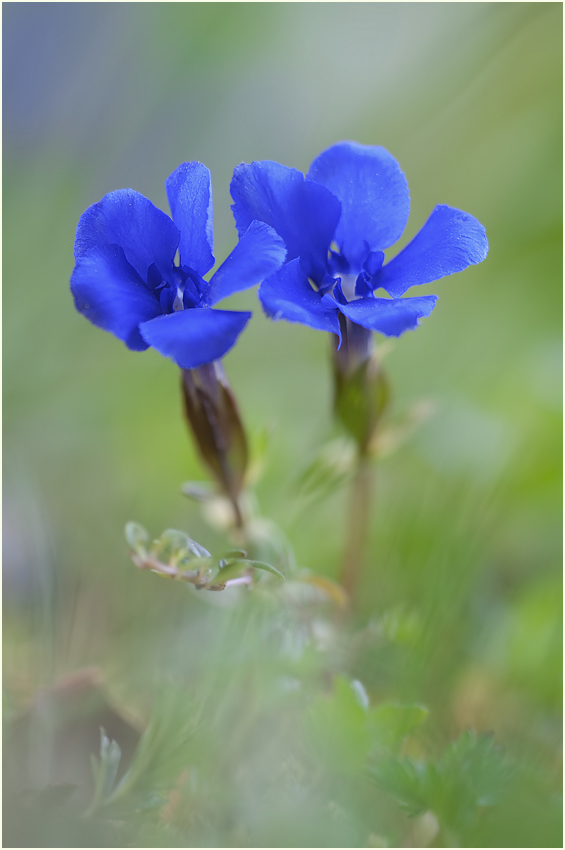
[[230, 494, 245, 533], [339, 453, 375, 606], [330, 320, 386, 606]]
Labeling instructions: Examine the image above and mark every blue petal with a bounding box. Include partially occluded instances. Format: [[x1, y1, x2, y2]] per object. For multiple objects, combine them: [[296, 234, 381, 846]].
[[364, 250, 384, 277], [377, 205, 489, 298], [337, 295, 438, 337], [74, 189, 179, 283], [70, 245, 162, 351], [328, 250, 350, 276], [355, 273, 374, 298], [333, 279, 348, 306], [139, 308, 251, 369], [182, 276, 202, 309], [307, 142, 410, 270], [165, 162, 215, 276], [160, 285, 176, 315], [259, 258, 341, 335], [230, 160, 341, 266], [202, 221, 286, 307]]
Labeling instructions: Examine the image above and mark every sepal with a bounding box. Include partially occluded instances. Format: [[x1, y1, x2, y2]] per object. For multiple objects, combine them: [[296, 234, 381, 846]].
[[181, 361, 248, 523], [332, 318, 390, 453]]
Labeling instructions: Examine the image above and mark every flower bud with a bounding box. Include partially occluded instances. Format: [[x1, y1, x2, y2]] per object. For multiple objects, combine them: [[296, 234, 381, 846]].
[[181, 361, 248, 525]]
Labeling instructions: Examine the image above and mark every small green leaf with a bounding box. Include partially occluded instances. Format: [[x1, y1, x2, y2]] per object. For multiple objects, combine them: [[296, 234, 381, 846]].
[[222, 549, 247, 560], [86, 727, 122, 816], [370, 756, 428, 817], [125, 522, 149, 553], [241, 559, 285, 581], [160, 529, 211, 559], [159, 528, 187, 549], [217, 559, 285, 583], [216, 560, 247, 582]]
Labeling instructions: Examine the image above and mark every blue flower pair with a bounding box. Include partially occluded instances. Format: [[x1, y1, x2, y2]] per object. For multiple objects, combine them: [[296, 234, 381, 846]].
[[71, 143, 488, 367]]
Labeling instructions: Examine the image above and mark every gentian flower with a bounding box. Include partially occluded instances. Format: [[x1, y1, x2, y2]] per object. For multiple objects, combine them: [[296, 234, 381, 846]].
[[71, 162, 286, 368], [230, 141, 488, 343]]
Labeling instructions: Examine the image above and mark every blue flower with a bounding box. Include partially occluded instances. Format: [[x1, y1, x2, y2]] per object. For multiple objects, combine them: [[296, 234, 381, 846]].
[[230, 141, 488, 343], [71, 162, 286, 369]]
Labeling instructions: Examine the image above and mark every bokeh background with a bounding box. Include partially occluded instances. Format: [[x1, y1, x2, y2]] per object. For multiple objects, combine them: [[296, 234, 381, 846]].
[[3, 3, 562, 847]]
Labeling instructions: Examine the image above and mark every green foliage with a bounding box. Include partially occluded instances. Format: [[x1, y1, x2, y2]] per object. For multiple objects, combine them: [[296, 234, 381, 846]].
[[125, 522, 285, 592], [87, 728, 122, 815], [372, 731, 510, 826], [306, 677, 372, 773], [369, 702, 429, 752], [370, 730, 562, 848]]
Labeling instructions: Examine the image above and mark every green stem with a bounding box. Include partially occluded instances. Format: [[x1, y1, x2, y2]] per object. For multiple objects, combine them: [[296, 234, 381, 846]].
[[339, 454, 375, 605]]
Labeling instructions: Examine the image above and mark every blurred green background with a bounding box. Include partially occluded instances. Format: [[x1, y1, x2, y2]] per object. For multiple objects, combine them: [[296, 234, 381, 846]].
[[3, 3, 562, 847]]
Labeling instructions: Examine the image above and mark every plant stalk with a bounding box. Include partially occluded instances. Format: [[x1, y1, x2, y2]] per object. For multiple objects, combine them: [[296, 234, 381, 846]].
[[339, 453, 375, 605], [331, 318, 385, 606]]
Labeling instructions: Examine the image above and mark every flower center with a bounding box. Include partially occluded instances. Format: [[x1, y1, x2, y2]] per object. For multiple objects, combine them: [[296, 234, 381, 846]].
[[338, 273, 359, 302]]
